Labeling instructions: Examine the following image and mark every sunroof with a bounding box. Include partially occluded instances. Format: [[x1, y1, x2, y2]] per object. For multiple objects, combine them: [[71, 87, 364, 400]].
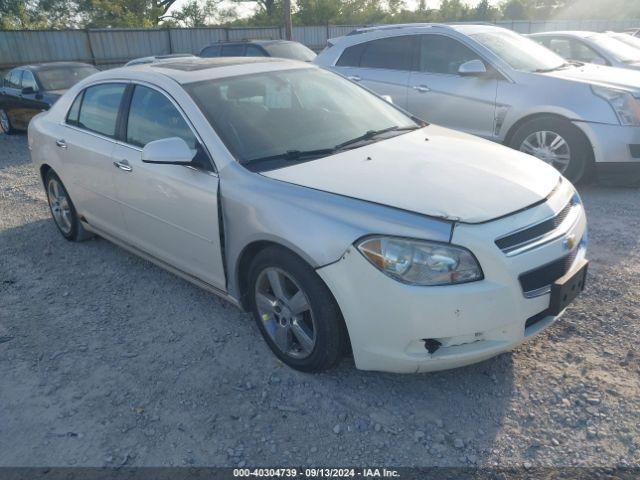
[[153, 57, 284, 71]]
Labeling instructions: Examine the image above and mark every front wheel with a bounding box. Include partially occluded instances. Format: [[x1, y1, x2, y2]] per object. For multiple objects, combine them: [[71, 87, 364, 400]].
[[510, 117, 592, 183], [248, 246, 348, 372], [0, 109, 14, 135]]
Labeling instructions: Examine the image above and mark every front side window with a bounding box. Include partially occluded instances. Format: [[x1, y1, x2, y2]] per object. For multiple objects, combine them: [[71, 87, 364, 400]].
[[21, 70, 38, 91], [126, 85, 197, 149], [77, 83, 126, 137], [471, 29, 566, 72], [544, 38, 572, 59], [200, 45, 220, 57], [419, 35, 481, 75], [185, 67, 418, 170], [221, 44, 245, 56], [570, 40, 605, 64], [359, 36, 415, 71], [246, 45, 268, 57]]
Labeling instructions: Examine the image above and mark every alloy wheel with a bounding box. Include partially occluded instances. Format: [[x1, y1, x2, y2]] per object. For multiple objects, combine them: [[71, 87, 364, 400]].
[[0, 110, 9, 133], [519, 130, 571, 173], [254, 267, 316, 359], [47, 177, 73, 234]]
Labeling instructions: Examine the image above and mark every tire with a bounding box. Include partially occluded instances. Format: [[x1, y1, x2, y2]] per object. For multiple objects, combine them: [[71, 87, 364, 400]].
[[0, 109, 14, 135], [44, 170, 93, 242], [247, 246, 348, 372], [509, 116, 592, 183]]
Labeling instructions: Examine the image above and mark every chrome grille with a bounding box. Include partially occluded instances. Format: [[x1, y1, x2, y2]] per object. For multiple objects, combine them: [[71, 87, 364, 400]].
[[495, 193, 581, 257]]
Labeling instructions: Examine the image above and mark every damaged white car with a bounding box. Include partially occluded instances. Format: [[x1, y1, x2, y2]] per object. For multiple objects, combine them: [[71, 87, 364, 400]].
[[29, 57, 588, 373]]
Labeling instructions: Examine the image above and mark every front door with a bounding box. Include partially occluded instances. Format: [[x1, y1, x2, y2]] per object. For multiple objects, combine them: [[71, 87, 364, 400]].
[[407, 34, 498, 139], [111, 84, 225, 289]]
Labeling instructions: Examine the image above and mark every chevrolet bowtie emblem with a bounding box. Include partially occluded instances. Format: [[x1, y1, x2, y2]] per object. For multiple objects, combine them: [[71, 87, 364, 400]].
[[563, 234, 576, 251]]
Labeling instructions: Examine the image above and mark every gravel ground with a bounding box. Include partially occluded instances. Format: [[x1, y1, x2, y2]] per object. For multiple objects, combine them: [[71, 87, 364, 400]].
[[0, 133, 639, 469]]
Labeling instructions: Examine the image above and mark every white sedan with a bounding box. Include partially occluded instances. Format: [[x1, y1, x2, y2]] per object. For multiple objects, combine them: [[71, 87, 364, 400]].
[[28, 57, 588, 373]]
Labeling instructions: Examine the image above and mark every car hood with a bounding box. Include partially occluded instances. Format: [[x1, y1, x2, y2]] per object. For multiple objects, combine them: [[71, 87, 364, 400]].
[[261, 125, 560, 223], [545, 63, 640, 93]]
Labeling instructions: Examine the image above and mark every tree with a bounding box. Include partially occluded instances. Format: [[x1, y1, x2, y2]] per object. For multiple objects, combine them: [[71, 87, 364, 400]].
[[163, 0, 237, 27], [501, 0, 527, 20], [76, 0, 181, 27]]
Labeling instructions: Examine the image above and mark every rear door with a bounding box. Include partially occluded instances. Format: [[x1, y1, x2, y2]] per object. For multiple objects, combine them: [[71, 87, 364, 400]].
[[407, 34, 498, 138], [62, 83, 129, 238], [332, 35, 416, 109], [110, 84, 225, 289]]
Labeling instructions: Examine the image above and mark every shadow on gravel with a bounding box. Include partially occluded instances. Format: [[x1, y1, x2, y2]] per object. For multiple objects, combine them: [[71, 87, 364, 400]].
[[1, 218, 514, 466]]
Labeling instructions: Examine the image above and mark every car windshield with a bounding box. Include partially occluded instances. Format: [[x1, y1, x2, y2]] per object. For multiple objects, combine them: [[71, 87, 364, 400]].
[[588, 33, 640, 63], [37, 66, 98, 91], [608, 33, 640, 50], [263, 42, 317, 62], [185, 68, 419, 170], [471, 30, 567, 72]]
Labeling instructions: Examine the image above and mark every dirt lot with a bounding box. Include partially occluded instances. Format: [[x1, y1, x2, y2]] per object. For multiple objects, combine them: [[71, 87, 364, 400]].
[[0, 132, 639, 468]]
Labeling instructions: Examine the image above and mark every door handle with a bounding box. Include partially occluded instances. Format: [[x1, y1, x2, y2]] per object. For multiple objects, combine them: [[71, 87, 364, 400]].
[[347, 75, 361, 82], [413, 85, 431, 93], [55, 139, 67, 149], [113, 159, 132, 172]]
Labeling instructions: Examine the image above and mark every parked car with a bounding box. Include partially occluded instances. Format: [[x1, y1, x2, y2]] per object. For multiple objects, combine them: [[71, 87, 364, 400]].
[[605, 31, 640, 50], [624, 28, 640, 37], [315, 24, 640, 184], [29, 57, 588, 373], [1, 62, 98, 134], [529, 31, 640, 70], [125, 53, 196, 67], [199, 40, 316, 62]]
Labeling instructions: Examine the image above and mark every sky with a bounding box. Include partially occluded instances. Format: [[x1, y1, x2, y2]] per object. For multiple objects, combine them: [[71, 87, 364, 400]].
[[167, 0, 500, 19]]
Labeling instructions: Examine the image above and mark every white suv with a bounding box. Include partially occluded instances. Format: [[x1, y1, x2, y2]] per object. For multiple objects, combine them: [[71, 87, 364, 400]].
[[315, 23, 640, 184]]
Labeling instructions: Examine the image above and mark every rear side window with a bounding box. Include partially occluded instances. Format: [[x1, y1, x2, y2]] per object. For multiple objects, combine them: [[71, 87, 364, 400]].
[[336, 43, 366, 67], [66, 91, 83, 125], [77, 83, 126, 137], [200, 45, 220, 57], [221, 44, 245, 56], [126, 85, 197, 149], [359, 36, 415, 71], [419, 35, 481, 75], [7, 70, 22, 89]]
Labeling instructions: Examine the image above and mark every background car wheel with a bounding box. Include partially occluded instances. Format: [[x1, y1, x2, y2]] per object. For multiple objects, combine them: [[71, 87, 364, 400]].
[[509, 116, 592, 183], [44, 170, 93, 242], [0, 109, 14, 135], [248, 246, 348, 372]]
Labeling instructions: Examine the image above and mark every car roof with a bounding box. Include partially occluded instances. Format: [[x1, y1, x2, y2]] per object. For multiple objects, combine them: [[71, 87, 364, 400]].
[[204, 39, 296, 46], [18, 61, 96, 71], [529, 31, 596, 38], [91, 56, 313, 85]]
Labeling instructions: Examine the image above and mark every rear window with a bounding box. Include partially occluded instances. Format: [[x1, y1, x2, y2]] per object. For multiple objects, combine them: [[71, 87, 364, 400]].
[[76, 83, 126, 137], [222, 44, 245, 56], [262, 42, 316, 61]]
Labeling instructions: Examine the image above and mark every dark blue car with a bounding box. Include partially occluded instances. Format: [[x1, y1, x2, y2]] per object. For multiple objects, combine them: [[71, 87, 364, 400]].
[[0, 62, 98, 134]]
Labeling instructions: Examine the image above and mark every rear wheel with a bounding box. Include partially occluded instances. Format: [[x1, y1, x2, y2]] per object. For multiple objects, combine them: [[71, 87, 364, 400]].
[[510, 117, 592, 183], [248, 246, 347, 372], [0, 109, 14, 135], [44, 170, 92, 242]]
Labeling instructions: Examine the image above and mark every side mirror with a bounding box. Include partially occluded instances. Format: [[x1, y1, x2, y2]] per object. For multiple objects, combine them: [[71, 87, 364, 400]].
[[381, 95, 394, 104], [141, 137, 195, 165], [458, 59, 488, 77], [21, 86, 36, 95]]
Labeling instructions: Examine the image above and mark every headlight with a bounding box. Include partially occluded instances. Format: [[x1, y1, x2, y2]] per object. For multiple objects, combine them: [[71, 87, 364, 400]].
[[356, 236, 483, 286], [592, 85, 640, 126]]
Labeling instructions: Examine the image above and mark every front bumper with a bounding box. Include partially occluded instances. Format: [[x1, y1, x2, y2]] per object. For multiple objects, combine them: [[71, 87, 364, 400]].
[[575, 121, 640, 182], [317, 181, 587, 373]]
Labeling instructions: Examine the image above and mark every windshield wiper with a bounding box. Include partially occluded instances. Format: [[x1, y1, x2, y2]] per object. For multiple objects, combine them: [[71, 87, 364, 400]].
[[244, 148, 337, 166], [534, 62, 579, 73], [335, 125, 420, 150]]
